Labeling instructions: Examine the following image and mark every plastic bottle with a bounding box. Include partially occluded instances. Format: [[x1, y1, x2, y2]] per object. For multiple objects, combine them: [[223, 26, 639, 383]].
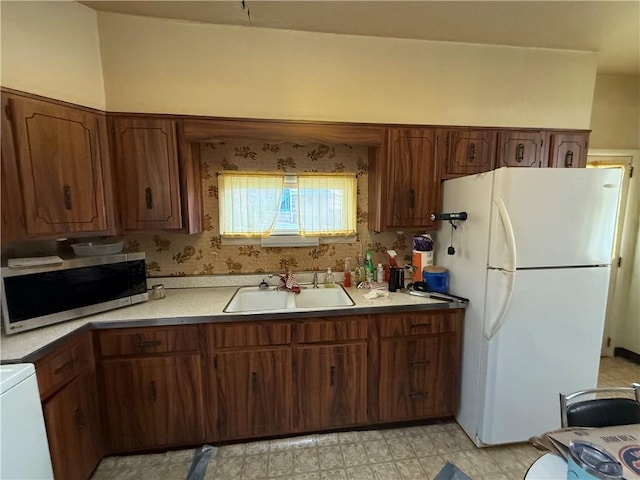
[[377, 263, 384, 283], [365, 250, 374, 283], [343, 258, 352, 287], [324, 268, 335, 288]]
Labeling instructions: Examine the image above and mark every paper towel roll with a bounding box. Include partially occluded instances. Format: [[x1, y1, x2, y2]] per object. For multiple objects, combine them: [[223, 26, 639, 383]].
[[412, 250, 434, 281]]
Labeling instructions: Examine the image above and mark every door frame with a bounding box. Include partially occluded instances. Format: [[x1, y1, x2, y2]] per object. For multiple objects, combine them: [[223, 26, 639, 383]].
[[587, 149, 638, 357]]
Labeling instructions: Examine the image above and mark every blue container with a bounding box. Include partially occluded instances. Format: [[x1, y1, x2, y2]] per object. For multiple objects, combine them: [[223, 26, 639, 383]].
[[423, 270, 449, 293], [567, 441, 623, 479]]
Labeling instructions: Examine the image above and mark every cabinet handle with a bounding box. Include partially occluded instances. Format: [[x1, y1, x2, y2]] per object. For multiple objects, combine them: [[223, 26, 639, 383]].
[[74, 408, 86, 430], [411, 360, 431, 367], [145, 187, 153, 209], [53, 356, 79, 375], [149, 380, 157, 402], [468, 142, 476, 161], [515, 144, 525, 163], [63, 185, 72, 210], [409, 391, 429, 399], [251, 372, 258, 393], [410, 322, 432, 329], [134, 340, 162, 348], [564, 151, 574, 167], [330, 366, 336, 386], [409, 189, 415, 209]]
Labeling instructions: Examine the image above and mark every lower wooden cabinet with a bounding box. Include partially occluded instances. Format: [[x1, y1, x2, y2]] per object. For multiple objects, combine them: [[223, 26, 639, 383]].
[[43, 368, 103, 480], [294, 343, 367, 431], [214, 348, 292, 439], [101, 355, 204, 452]]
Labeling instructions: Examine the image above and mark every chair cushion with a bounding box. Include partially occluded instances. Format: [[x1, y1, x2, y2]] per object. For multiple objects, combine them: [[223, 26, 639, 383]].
[[567, 398, 640, 428]]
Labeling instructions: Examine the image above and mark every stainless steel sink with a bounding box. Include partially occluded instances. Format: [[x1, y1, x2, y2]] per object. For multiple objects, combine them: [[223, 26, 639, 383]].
[[223, 285, 355, 313]]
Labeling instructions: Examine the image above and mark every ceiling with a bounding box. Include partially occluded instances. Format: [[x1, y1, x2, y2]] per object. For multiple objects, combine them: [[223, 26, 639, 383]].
[[80, 1, 640, 75]]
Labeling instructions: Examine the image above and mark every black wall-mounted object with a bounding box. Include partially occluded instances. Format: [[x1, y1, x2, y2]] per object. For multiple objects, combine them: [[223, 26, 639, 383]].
[[430, 212, 468, 222]]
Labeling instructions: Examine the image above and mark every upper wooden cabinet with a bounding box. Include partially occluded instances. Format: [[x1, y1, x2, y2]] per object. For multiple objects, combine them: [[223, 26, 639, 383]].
[[496, 130, 547, 168], [369, 128, 441, 232], [110, 116, 203, 233], [1, 91, 113, 238], [442, 129, 497, 179], [110, 117, 183, 230], [548, 132, 589, 168]]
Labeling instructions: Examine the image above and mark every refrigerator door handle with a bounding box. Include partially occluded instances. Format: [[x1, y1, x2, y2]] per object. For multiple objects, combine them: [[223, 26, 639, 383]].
[[494, 196, 517, 271], [485, 269, 516, 339]]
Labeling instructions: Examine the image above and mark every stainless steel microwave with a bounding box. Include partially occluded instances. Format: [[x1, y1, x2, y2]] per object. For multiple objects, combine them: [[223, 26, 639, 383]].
[[1, 253, 148, 335]]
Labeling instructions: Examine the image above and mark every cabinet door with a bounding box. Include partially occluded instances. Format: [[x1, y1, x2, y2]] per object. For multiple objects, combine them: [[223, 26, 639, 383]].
[[385, 128, 440, 229], [102, 355, 204, 452], [294, 343, 367, 431], [497, 130, 546, 168], [111, 117, 182, 230], [548, 132, 589, 168], [4, 94, 111, 235], [215, 348, 292, 440], [444, 129, 496, 178], [379, 335, 459, 422], [43, 369, 103, 480]]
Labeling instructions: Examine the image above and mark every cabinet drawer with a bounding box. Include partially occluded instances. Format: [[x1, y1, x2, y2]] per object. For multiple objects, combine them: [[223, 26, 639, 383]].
[[36, 332, 93, 399], [212, 322, 291, 348], [99, 326, 199, 357], [378, 312, 458, 337], [295, 316, 368, 343]]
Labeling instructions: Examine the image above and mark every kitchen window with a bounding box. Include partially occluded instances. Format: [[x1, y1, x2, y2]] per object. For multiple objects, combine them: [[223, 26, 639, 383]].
[[218, 172, 357, 242]]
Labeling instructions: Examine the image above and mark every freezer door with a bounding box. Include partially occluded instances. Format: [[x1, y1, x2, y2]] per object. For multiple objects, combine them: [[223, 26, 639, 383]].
[[478, 266, 610, 446], [488, 168, 621, 269]]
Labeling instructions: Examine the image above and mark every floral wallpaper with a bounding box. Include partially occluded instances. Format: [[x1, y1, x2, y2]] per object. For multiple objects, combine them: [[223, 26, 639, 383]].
[[118, 141, 413, 277]]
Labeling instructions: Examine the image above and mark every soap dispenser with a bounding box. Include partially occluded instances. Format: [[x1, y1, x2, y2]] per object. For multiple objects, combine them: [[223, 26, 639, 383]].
[[324, 268, 335, 288]]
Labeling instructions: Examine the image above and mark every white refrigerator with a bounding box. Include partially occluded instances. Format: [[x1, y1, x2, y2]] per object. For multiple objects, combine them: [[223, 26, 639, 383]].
[[435, 167, 621, 446]]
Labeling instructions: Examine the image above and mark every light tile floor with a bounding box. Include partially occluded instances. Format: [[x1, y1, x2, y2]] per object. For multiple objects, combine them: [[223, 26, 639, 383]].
[[91, 356, 639, 480]]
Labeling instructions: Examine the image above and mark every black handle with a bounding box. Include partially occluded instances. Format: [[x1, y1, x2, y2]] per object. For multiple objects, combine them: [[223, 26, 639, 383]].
[[330, 366, 336, 386], [149, 380, 157, 402], [410, 322, 432, 329], [409, 391, 429, 399], [409, 189, 415, 209], [75, 408, 86, 429], [135, 340, 162, 348], [516, 144, 525, 163], [251, 372, 258, 393], [564, 151, 574, 167], [145, 187, 153, 209], [63, 185, 72, 210], [468, 142, 476, 161], [411, 360, 431, 367]]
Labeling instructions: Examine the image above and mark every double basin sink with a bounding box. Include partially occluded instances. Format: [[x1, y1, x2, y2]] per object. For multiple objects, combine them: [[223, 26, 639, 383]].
[[224, 285, 355, 313]]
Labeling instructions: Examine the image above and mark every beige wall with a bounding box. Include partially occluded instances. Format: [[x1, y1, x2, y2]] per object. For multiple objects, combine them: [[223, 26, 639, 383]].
[[0, 1, 106, 109], [96, 12, 597, 128], [590, 75, 640, 150]]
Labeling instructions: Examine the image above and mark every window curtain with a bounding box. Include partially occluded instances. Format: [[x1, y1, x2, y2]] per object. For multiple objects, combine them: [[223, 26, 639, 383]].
[[297, 173, 357, 236], [218, 172, 284, 237]]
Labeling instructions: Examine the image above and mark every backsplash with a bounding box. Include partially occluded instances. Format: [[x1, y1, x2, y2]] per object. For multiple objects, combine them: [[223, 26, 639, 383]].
[[119, 140, 413, 277]]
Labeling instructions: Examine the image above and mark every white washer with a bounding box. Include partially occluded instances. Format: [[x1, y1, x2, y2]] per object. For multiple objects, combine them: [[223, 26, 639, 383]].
[[0, 363, 54, 479]]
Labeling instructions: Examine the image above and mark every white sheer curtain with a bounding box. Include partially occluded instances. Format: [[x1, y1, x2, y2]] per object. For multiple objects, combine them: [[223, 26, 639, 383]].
[[297, 173, 357, 236], [218, 172, 284, 237]]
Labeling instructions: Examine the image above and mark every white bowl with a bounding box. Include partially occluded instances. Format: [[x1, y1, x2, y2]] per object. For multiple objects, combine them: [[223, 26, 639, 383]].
[[71, 241, 124, 256]]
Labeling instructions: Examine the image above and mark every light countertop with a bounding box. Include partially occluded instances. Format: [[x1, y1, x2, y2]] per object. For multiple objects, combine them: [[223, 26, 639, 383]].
[[1, 280, 461, 362]]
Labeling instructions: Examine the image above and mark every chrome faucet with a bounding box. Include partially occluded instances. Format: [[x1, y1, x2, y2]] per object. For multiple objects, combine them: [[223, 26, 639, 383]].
[[313, 272, 319, 288]]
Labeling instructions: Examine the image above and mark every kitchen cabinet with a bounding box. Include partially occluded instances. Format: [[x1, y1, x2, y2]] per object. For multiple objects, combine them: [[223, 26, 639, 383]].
[[110, 116, 183, 230], [369, 128, 441, 231], [373, 310, 463, 423], [98, 326, 205, 452], [496, 130, 547, 168], [208, 322, 292, 440], [34, 332, 102, 480], [442, 129, 497, 179], [548, 132, 589, 168], [293, 317, 368, 431], [1, 90, 114, 239]]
